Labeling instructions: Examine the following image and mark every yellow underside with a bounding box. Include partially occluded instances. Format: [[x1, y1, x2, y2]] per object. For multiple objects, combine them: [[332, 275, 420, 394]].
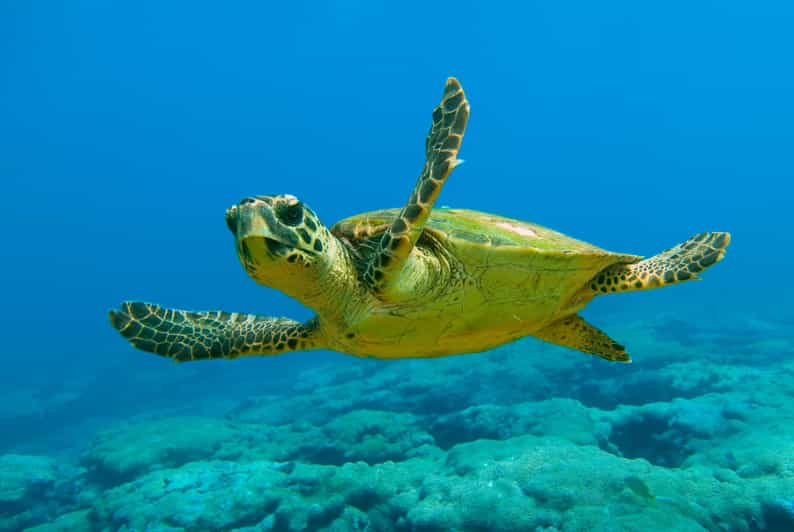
[[327, 243, 620, 359]]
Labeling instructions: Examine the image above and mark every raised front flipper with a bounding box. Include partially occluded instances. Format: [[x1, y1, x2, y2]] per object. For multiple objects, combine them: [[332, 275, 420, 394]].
[[534, 315, 631, 363], [109, 301, 323, 362], [364, 77, 470, 295]]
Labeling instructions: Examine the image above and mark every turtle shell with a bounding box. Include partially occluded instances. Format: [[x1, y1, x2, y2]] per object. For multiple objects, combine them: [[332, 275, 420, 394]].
[[332, 208, 641, 309], [332, 207, 639, 259]]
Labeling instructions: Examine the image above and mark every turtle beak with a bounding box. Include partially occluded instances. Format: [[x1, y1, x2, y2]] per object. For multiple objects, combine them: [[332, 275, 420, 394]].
[[229, 198, 298, 261], [225, 205, 238, 233]]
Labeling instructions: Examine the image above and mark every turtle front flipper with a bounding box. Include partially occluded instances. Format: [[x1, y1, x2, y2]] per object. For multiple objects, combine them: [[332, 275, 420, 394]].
[[109, 301, 324, 362], [534, 315, 631, 363], [364, 77, 470, 295]]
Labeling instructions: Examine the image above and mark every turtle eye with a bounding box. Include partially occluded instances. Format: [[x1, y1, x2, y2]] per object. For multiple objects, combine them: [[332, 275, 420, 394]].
[[279, 203, 304, 226]]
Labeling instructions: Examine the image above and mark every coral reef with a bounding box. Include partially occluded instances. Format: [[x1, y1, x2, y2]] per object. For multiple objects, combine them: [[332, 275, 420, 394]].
[[4, 314, 794, 531]]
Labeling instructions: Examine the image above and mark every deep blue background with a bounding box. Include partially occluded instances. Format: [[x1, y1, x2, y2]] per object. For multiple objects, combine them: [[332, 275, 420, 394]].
[[1, 1, 792, 449]]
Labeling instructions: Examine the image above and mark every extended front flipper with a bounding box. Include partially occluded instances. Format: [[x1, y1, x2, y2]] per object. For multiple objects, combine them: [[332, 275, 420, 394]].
[[109, 301, 323, 362], [364, 77, 470, 295], [534, 315, 631, 363]]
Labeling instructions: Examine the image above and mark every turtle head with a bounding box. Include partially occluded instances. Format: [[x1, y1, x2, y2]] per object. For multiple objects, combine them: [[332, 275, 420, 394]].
[[226, 194, 337, 300]]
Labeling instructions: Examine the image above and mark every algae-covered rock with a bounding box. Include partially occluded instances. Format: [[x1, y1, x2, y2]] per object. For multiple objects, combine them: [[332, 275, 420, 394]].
[[0, 454, 82, 532], [227, 408, 438, 467], [686, 424, 794, 480], [0, 454, 58, 515], [24, 509, 92, 532], [313, 409, 434, 465], [600, 395, 745, 468], [81, 416, 242, 485], [26, 401, 794, 530], [430, 398, 606, 450], [94, 460, 285, 530], [429, 434, 782, 531], [91, 457, 437, 531]]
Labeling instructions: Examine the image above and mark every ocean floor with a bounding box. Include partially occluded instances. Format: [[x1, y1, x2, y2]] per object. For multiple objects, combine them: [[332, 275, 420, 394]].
[[2, 311, 794, 531]]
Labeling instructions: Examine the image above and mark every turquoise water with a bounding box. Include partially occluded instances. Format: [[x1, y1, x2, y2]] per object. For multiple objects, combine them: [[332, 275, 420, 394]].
[[2, 1, 793, 530]]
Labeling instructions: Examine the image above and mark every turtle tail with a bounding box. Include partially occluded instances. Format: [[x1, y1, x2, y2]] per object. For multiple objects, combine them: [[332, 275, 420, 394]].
[[589, 232, 731, 294]]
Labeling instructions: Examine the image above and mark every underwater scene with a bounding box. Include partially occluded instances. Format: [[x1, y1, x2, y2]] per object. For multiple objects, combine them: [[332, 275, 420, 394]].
[[2, 1, 793, 531]]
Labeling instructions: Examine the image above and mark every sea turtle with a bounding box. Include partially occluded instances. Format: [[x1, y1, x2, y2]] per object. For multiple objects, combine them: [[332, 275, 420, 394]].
[[110, 77, 730, 363]]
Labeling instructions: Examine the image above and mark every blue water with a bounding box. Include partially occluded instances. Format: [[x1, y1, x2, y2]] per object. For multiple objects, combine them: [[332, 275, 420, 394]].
[[2, 2, 793, 530]]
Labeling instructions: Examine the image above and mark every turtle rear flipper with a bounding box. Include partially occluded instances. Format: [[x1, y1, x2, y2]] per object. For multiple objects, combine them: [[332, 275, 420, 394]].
[[363, 77, 469, 296], [535, 315, 631, 362], [109, 301, 323, 362], [590, 232, 731, 294]]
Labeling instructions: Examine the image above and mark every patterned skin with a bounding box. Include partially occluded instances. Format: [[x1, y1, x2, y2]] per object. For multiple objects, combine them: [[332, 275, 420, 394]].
[[362, 78, 469, 296]]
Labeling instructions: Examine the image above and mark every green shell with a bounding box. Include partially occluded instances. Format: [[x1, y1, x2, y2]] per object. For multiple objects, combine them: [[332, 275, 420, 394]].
[[332, 207, 640, 261]]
